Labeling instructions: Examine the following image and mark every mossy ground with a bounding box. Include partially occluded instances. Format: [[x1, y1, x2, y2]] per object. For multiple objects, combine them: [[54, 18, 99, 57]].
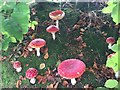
[[1, 2, 119, 89]]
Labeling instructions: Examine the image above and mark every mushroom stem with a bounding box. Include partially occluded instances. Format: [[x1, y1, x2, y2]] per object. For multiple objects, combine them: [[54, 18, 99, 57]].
[[56, 20, 59, 28], [51, 32, 56, 40], [30, 78, 36, 84], [36, 48, 40, 56], [108, 44, 112, 49], [71, 78, 76, 85], [16, 67, 22, 72], [115, 71, 120, 79]]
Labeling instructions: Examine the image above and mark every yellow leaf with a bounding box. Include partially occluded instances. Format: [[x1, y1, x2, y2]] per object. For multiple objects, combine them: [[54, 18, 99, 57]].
[[40, 63, 45, 69]]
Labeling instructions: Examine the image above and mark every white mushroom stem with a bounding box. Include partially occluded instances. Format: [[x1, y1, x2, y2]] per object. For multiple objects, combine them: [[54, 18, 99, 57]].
[[56, 20, 59, 28], [30, 78, 36, 84], [115, 71, 120, 79], [108, 44, 112, 49], [16, 67, 22, 72], [36, 48, 40, 56], [51, 32, 56, 40], [71, 78, 76, 85]]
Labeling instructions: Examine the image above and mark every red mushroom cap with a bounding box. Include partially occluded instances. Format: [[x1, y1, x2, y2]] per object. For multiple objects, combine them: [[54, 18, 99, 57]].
[[106, 37, 115, 44], [46, 25, 59, 33], [26, 68, 38, 79], [50, 10, 63, 16], [28, 38, 46, 49], [49, 10, 65, 20], [13, 61, 21, 69], [58, 59, 86, 79]]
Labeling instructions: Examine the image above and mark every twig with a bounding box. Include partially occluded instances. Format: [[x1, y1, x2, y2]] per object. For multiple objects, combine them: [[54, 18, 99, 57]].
[[7, 42, 21, 61]]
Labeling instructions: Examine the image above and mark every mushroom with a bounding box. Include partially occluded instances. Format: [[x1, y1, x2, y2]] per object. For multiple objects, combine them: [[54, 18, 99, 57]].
[[49, 10, 65, 28], [28, 38, 46, 56], [13, 61, 22, 72], [106, 37, 115, 49], [26, 68, 38, 84], [58, 59, 86, 85], [46, 25, 59, 40], [115, 70, 120, 79]]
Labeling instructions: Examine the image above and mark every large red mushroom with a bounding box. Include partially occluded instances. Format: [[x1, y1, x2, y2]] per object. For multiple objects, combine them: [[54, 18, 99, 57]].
[[26, 68, 38, 84], [49, 10, 65, 28], [46, 25, 59, 40], [58, 59, 86, 85], [28, 38, 46, 56], [106, 37, 115, 49], [13, 61, 22, 72]]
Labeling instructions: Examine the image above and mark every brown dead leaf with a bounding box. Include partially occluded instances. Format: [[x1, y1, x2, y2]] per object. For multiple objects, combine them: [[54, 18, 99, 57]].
[[16, 80, 22, 88], [73, 24, 80, 30], [80, 28, 85, 32], [44, 52, 49, 59], [0, 56, 7, 61], [62, 80, 69, 87], [93, 61, 98, 69], [47, 83, 54, 88], [36, 75, 44, 84]]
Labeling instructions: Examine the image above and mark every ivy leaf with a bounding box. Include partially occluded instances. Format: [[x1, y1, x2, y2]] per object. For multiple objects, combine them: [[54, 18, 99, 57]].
[[111, 44, 119, 52], [3, 18, 23, 41], [106, 52, 119, 72], [102, 4, 116, 13], [111, 3, 120, 24], [104, 79, 118, 88], [32, 21, 38, 25], [10, 37, 17, 43]]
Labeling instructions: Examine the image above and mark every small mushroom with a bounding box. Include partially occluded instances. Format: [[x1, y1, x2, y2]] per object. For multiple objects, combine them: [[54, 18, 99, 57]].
[[49, 10, 65, 28], [58, 59, 86, 85], [26, 68, 38, 84], [115, 70, 120, 79], [13, 61, 22, 72], [46, 25, 59, 40], [106, 37, 115, 49], [28, 38, 46, 56]]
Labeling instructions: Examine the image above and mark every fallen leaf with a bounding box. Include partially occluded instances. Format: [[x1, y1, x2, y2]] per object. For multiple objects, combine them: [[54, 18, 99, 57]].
[[80, 28, 85, 32], [44, 52, 49, 59], [62, 80, 69, 87], [54, 82, 59, 88], [16, 80, 22, 88], [93, 61, 98, 69], [0, 56, 7, 61], [47, 84, 54, 88], [73, 24, 80, 30], [40, 63, 45, 69], [36, 75, 44, 84]]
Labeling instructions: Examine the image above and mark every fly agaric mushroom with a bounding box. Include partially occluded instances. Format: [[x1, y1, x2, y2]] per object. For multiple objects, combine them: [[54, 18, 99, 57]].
[[13, 61, 22, 72], [49, 10, 65, 28], [46, 25, 59, 40], [26, 68, 38, 84], [106, 37, 115, 49], [58, 59, 86, 85], [28, 38, 46, 56]]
